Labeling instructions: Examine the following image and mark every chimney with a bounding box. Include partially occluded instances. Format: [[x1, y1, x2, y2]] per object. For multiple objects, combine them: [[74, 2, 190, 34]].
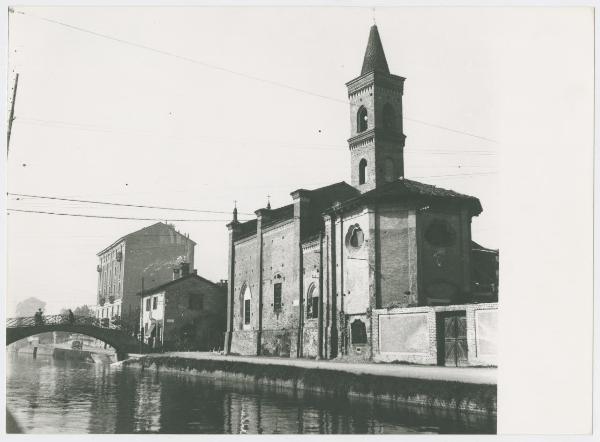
[[172, 266, 181, 280], [180, 262, 190, 277]]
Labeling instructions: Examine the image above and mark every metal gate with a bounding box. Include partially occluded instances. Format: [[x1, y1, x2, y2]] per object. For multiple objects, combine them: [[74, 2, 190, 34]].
[[437, 312, 468, 366]]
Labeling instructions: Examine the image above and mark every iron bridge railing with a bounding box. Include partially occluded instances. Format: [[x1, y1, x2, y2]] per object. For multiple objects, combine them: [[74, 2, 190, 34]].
[[6, 314, 122, 330]]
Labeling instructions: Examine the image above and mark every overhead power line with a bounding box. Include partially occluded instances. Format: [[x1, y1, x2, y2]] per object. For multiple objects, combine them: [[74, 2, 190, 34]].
[[7, 208, 244, 222], [12, 8, 497, 144], [15, 116, 498, 155], [8, 192, 253, 215]]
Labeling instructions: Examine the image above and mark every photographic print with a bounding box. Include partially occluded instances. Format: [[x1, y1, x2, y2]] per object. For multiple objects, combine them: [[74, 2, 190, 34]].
[[12, 4, 582, 436]]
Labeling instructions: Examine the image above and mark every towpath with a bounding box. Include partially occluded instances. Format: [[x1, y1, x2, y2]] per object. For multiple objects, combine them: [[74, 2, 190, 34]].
[[137, 352, 496, 385]]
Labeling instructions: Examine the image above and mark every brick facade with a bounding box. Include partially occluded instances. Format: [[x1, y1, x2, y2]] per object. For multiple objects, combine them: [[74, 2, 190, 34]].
[[223, 24, 495, 365]]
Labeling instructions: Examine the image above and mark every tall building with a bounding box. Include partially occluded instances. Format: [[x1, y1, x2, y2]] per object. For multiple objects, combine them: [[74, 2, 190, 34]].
[[224, 25, 498, 366], [96, 222, 195, 330]]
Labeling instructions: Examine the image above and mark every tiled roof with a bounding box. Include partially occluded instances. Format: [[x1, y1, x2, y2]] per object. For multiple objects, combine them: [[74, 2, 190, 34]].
[[237, 219, 257, 238], [235, 182, 360, 240], [361, 25, 390, 75], [138, 273, 223, 296], [97, 221, 196, 255], [326, 178, 483, 216], [262, 204, 294, 229], [234, 179, 481, 241], [305, 181, 360, 210], [471, 240, 498, 253]]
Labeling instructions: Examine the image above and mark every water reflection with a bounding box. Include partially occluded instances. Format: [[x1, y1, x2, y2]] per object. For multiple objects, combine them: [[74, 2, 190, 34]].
[[6, 353, 495, 434]]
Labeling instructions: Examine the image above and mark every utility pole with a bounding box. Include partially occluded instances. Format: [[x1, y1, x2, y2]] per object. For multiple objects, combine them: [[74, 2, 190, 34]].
[[7, 73, 19, 155]]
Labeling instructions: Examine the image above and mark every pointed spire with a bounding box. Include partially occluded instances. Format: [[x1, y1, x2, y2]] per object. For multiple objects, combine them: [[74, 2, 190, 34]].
[[361, 25, 390, 75], [232, 200, 238, 222], [266, 195, 271, 210]]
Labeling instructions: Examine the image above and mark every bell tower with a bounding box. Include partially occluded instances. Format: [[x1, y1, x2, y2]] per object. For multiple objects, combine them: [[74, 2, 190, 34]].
[[346, 25, 406, 192]]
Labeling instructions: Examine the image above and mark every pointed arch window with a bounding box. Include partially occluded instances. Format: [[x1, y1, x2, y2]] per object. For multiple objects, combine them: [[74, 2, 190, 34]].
[[359, 159, 367, 185], [241, 284, 252, 327], [357, 106, 368, 133], [273, 274, 283, 312], [306, 283, 319, 319], [382, 103, 396, 130]]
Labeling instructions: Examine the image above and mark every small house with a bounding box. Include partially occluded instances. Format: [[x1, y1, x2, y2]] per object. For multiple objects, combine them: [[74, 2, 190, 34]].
[[139, 264, 226, 351]]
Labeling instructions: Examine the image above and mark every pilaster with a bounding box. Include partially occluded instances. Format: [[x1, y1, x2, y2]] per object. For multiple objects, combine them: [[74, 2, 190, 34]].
[[254, 208, 271, 355], [224, 219, 240, 354], [291, 189, 311, 357]]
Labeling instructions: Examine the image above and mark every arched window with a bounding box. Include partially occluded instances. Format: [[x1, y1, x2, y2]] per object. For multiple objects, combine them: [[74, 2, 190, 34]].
[[306, 283, 319, 319], [359, 159, 367, 185], [357, 106, 368, 133], [384, 158, 395, 182], [241, 284, 252, 327], [351, 319, 368, 344], [382, 103, 395, 129]]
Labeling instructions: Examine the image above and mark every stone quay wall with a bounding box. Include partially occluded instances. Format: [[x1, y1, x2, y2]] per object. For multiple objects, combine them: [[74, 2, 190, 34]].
[[123, 355, 497, 416]]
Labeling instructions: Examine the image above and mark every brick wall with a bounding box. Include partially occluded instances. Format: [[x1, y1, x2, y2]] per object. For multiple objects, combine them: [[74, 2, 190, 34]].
[[416, 209, 471, 305], [230, 221, 304, 356], [162, 277, 226, 351], [230, 330, 258, 355], [231, 236, 258, 332], [377, 204, 418, 308], [372, 303, 498, 366], [261, 222, 296, 332], [121, 223, 195, 319], [302, 240, 321, 358]]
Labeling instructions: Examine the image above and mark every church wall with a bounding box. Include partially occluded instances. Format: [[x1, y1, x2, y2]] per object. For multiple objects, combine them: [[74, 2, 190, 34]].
[[338, 209, 370, 315], [230, 236, 259, 355], [417, 209, 468, 305], [377, 205, 419, 308], [259, 222, 298, 357], [302, 240, 321, 358]]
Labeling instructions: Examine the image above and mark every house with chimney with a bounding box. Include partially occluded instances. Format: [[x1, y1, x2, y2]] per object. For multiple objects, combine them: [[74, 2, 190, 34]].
[[139, 262, 227, 351], [224, 25, 498, 367]]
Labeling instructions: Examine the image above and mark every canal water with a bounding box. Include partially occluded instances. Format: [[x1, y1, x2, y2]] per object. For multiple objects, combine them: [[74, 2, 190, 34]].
[[6, 353, 496, 434]]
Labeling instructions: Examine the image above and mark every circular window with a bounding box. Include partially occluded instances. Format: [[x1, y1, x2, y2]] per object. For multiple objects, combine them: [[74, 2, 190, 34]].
[[346, 224, 365, 249], [424, 219, 456, 247]]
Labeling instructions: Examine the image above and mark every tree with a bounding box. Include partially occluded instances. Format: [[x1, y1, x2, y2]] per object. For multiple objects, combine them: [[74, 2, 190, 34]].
[[59, 305, 94, 317], [73, 305, 93, 317], [15, 297, 46, 317]]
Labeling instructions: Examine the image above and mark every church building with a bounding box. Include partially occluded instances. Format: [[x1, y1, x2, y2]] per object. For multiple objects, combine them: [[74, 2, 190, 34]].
[[224, 25, 498, 366]]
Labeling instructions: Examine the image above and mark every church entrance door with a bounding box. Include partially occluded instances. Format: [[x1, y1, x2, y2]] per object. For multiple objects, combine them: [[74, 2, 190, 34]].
[[437, 311, 468, 367]]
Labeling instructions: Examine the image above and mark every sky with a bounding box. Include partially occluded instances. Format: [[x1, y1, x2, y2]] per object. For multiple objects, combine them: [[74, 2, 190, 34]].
[[6, 6, 587, 315]]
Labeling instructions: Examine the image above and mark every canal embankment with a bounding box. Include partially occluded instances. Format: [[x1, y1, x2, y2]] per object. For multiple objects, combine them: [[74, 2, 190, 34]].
[[9, 344, 116, 363], [122, 353, 497, 415]]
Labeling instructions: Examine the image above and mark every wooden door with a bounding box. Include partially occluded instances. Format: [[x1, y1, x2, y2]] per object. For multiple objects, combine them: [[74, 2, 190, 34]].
[[438, 312, 468, 366]]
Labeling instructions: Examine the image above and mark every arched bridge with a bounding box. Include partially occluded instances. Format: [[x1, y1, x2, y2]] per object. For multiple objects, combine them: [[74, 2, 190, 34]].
[[6, 314, 147, 360]]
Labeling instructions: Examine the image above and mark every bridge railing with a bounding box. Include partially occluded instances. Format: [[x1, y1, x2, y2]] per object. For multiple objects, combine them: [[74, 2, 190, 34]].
[[6, 314, 122, 330]]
